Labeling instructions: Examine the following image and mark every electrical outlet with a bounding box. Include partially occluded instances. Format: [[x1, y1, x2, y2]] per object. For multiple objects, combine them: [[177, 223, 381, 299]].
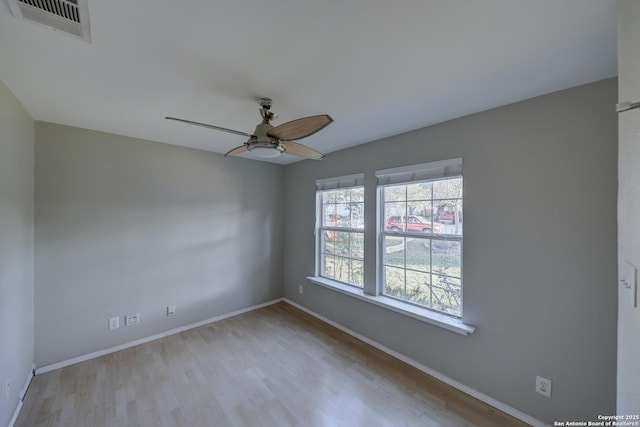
[[167, 305, 176, 316], [535, 376, 552, 398], [125, 313, 140, 326], [5, 380, 10, 400], [298, 285, 304, 295], [109, 317, 120, 330]]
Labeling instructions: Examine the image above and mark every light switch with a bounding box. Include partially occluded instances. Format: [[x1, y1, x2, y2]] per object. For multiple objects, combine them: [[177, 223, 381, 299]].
[[109, 316, 120, 330]]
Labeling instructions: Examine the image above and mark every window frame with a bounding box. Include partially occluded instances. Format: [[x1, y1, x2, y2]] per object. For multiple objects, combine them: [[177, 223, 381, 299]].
[[314, 174, 365, 289], [377, 176, 464, 318], [375, 159, 463, 319]]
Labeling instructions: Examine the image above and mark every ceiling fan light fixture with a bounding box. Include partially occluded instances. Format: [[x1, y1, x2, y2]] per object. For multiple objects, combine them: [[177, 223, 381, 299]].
[[246, 139, 285, 158], [250, 146, 283, 158]]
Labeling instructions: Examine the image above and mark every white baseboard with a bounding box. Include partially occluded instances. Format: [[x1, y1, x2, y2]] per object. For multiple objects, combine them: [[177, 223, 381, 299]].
[[18, 363, 34, 402], [36, 298, 284, 375], [8, 363, 35, 427], [283, 298, 548, 427], [7, 401, 22, 427]]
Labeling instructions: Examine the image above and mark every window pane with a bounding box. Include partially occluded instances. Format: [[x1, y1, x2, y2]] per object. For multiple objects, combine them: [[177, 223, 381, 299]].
[[406, 270, 430, 305], [332, 256, 351, 283], [384, 266, 404, 298], [406, 182, 432, 201], [406, 238, 431, 273], [433, 177, 462, 200], [351, 260, 364, 288], [432, 240, 461, 278], [432, 276, 461, 315], [349, 202, 364, 229], [322, 204, 337, 227], [322, 231, 335, 255], [435, 199, 463, 235], [384, 185, 405, 202], [335, 189, 351, 202], [323, 191, 337, 204], [323, 255, 335, 278], [349, 233, 364, 260], [384, 202, 406, 231], [332, 231, 350, 257], [350, 187, 364, 201], [384, 236, 405, 268], [335, 203, 352, 227], [406, 202, 434, 226]]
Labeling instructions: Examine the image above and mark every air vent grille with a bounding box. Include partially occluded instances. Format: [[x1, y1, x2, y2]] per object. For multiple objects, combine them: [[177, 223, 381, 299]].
[[6, 0, 90, 42], [18, 0, 80, 23]]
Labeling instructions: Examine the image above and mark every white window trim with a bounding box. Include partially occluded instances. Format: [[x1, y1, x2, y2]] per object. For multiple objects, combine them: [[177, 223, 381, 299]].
[[306, 276, 475, 335], [376, 158, 464, 320]]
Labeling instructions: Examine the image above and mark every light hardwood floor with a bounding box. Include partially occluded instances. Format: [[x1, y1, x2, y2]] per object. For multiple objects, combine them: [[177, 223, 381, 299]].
[[16, 302, 530, 427]]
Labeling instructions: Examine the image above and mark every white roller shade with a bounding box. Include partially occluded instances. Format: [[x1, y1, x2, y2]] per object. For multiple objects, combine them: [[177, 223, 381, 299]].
[[376, 158, 462, 186], [316, 173, 365, 191]]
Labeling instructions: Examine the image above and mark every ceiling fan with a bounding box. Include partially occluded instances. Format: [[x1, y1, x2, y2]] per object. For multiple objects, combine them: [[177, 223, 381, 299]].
[[166, 98, 332, 160]]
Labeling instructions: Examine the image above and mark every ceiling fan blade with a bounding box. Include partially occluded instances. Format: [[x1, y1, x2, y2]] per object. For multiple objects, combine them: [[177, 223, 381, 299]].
[[267, 114, 333, 141], [224, 144, 249, 157], [282, 141, 325, 160], [166, 117, 252, 137]]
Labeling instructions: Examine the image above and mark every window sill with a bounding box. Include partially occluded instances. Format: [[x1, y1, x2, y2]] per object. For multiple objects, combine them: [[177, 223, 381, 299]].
[[306, 276, 476, 336]]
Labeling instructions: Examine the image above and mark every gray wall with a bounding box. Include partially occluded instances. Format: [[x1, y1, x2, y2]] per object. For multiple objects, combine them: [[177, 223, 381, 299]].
[[618, 1, 640, 104], [34, 123, 284, 366], [617, 0, 640, 415], [283, 79, 618, 423], [0, 81, 34, 427]]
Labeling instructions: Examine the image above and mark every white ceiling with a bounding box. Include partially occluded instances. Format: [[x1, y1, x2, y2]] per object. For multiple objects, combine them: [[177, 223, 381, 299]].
[[0, 0, 617, 164]]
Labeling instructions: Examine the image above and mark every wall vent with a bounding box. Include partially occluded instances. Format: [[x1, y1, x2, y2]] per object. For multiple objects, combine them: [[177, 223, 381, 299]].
[[6, 0, 91, 42]]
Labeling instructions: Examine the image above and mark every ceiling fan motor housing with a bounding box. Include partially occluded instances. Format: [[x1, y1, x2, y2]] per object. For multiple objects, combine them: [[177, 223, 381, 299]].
[[252, 122, 275, 140], [246, 122, 284, 157]]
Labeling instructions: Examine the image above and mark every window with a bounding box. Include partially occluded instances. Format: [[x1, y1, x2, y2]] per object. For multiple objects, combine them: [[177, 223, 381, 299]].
[[309, 160, 473, 334], [315, 174, 365, 288], [377, 158, 463, 317]]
